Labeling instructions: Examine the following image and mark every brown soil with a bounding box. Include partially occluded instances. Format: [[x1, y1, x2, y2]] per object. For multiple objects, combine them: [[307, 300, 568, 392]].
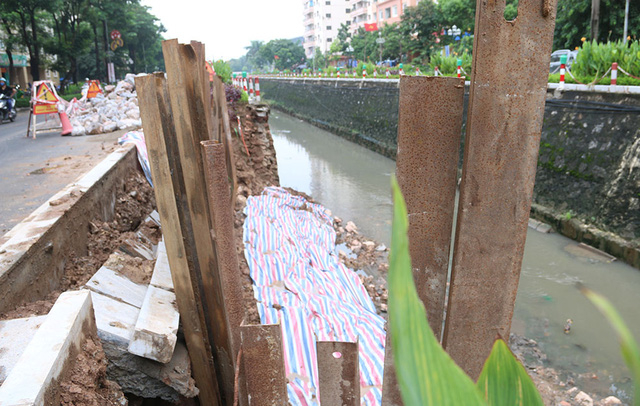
[[59, 332, 128, 406], [0, 170, 155, 320], [103, 251, 154, 285]]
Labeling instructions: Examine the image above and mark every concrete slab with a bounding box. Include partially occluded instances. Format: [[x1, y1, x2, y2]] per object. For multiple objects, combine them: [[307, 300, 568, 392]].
[[128, 286, 179, 363], [0, 315, 47, 385], [90, 291, 140, 349], [120, 238, 155, 261], [149, 241, 174, 292], [0, 290, 94, 405], [86, 266, 147, 308]]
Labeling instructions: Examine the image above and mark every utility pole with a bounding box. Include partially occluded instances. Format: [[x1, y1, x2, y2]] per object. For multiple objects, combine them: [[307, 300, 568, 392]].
[[623, 0, 630, 42], [590, 0, 600, 42]]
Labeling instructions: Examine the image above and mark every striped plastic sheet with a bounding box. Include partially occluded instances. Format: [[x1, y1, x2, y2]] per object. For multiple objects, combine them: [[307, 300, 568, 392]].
[[118, 130, 153, 187], [244, 187, 386, 405]]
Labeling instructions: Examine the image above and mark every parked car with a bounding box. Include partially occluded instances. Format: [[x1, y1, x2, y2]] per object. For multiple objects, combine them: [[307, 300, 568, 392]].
[[550, 49, 579, 73]]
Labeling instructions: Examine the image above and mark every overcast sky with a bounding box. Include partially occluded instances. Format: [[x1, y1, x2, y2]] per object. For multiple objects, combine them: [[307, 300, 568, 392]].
[[141, 0, 304, 61]]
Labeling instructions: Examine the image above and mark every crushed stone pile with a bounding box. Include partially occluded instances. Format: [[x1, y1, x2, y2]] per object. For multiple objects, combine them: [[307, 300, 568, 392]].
[[69, 73, 142, 136]]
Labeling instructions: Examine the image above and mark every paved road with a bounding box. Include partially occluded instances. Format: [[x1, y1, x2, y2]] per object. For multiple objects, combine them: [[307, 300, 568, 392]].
[[0, 111, 126, 234]]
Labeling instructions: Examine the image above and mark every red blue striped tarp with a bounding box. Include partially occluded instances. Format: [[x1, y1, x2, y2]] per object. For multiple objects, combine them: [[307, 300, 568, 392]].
[[243, 187, 386, 405]]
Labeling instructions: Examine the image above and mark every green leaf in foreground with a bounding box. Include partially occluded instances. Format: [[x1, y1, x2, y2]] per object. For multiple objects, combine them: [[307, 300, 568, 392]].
[[388, 177, 485, 406], [581, 285, 640, 406], [477, 339, 545, 406]]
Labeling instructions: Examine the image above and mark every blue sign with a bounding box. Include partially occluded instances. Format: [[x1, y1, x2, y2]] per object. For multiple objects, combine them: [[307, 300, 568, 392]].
[[444, 45, 450, 57]]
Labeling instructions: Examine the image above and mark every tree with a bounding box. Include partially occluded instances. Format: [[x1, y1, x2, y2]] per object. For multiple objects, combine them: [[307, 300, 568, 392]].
[[257, 39, 306, 71], [438, 0, 476, 34], [3, 0, 50, 81], [553, 0, 640, 50], [400, 0, 442, 61], [244, 40, 264, 70]]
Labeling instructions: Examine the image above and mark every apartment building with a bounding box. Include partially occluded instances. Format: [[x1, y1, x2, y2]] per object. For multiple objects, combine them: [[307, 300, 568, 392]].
[[302, 0, 351, 57], [302, 0, 426, 57]]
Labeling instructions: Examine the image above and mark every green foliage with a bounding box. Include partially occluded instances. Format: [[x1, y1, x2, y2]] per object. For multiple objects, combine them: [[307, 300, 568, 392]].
[[572, 40, 640, 78], [240, 90, 249, 103], [429, 53, 472, 75], [255, 39, 306, 71], [438, 0, 475, 33], [581, 286, 640, 406], [400, 0, 442, 61], [553, 0, 640, 50], [212, 60, 232, 84], [388, 178, 543, 406], [477, 340, 544, 406]]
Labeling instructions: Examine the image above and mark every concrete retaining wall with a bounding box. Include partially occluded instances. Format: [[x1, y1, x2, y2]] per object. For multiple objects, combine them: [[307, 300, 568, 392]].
[[260, 78, 640, 263], [0, 145, 138, 314]]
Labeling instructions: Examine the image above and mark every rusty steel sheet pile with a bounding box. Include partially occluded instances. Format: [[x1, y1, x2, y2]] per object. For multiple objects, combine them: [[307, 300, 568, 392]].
[[442, 0, 558, 379]]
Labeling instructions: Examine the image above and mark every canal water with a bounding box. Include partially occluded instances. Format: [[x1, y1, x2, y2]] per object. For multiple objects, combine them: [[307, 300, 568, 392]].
[[270, 110, 640, 402]]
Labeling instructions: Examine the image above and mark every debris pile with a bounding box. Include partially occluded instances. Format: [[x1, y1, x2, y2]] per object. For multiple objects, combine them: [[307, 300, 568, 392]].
[[69, 74, 142, 136]]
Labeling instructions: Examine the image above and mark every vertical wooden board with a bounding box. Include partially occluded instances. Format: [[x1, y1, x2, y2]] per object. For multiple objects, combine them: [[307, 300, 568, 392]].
[[162, 39, 235, 403], [240, 324, 288, 406], [190, 41, 215, 143], [135, 73, 221, 406], [317, 341, 360, 406], [395, 76, 464, 340], [442, 0, 558, 379]]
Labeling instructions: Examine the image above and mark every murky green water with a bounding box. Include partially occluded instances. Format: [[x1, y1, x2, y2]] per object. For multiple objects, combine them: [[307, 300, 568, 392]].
[[270, 110, 640, 402]]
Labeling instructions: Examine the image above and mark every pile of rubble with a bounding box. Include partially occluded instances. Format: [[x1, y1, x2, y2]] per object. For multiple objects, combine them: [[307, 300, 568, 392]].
[[69, 74, 142, 136]]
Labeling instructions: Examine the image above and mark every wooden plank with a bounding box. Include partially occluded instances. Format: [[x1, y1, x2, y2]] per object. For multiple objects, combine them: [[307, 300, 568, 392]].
[[135, 72, 221, 405], [162, 39, 236, 404], [317, 341, 360, 406], [240, 324, 287, 406], [381, 333, 403, 406], [442, 0, 558, 379]]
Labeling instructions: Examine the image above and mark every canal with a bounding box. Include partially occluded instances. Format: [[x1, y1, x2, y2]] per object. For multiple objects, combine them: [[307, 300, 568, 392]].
[[270, 109, 640, 402]]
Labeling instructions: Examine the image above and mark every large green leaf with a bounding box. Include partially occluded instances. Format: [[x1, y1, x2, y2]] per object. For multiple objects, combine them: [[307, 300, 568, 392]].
[[581, 286, 640, 406], [388, 177, 485, 406], [476, 340, 545, 406]]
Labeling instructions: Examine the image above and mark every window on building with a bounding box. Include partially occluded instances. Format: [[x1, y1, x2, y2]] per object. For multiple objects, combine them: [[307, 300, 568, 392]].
[[402, 2, 407, 11], [346, 8, 350, 13], [327, 25, 332, 30], [346, 20, 351, 25], [392, 5, 398, 16], [326, 13, 331, 17], [327, 38, 332, 42], [326, 0, 331, 4], [379, 10, 384, 20], [385, 7, 391, 18]]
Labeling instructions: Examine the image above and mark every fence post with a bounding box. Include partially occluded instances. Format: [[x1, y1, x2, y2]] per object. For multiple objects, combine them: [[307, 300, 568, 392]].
[[611, 62, 618, 87], [559, 54, 567, 88]]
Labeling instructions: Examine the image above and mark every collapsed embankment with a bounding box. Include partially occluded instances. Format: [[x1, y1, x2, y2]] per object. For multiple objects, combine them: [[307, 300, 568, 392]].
[[259, 78, 640, 267]]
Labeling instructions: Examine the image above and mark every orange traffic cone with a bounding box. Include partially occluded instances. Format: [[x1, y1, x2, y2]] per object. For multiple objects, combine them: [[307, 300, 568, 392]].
[[59, 112, 73, 136]]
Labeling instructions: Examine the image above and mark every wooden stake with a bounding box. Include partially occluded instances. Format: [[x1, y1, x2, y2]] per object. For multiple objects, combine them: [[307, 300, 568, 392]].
[[135, 73, 221, 406]]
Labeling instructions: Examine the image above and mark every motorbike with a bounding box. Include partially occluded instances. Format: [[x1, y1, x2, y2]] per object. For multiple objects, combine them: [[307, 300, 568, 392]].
[[0, 93, 17, 123]]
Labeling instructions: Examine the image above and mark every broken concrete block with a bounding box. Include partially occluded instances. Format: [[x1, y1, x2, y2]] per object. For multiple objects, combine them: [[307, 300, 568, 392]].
[[86, 266, 147, 308], [0, 290, 94, 405], [90, 291, 139, 349], [119, 238, 155, 260], [149, 241, 173, 292], [127, 286, 179, 363], [0, 315, 47, 385], [103, 340, 198, 401]]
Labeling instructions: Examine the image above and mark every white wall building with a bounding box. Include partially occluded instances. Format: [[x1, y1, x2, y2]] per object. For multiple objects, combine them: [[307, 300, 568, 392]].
[[302, 0, 351, 58]]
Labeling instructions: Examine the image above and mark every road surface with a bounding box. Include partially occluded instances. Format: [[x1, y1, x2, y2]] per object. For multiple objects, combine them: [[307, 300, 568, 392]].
[[0, 110, 128, 234]]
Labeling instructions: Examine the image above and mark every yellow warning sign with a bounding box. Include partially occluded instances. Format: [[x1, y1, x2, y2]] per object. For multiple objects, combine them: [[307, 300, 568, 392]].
[[87, 80, 103, 99], [33, 82, 59, 115]]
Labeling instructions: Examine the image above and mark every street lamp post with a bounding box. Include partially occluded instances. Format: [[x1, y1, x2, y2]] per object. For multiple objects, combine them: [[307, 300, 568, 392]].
[[376, 32, 386, 65], [346, 45, 354, 69]]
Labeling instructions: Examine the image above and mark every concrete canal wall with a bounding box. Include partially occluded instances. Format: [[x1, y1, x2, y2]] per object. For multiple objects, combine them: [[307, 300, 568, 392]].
[[260, 78, 640, 259]]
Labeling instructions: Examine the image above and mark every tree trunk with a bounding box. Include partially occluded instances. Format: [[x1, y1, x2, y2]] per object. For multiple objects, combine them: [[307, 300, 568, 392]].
[[103, 20, 109, 80], [1, 18, 15, 84], [29, 11, 40, 81], [590, 0, 600, 41], [92, 22, 102, 80]]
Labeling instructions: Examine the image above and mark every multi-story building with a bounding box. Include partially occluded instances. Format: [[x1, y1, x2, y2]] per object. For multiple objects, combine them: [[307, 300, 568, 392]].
[[374, 0, 421, 26], [302, 0, 351, 58], [302, 0, 427, 58]]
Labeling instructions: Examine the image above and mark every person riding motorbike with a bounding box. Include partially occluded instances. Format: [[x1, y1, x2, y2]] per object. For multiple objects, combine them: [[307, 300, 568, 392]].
[[0, 78, 16, 111]]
